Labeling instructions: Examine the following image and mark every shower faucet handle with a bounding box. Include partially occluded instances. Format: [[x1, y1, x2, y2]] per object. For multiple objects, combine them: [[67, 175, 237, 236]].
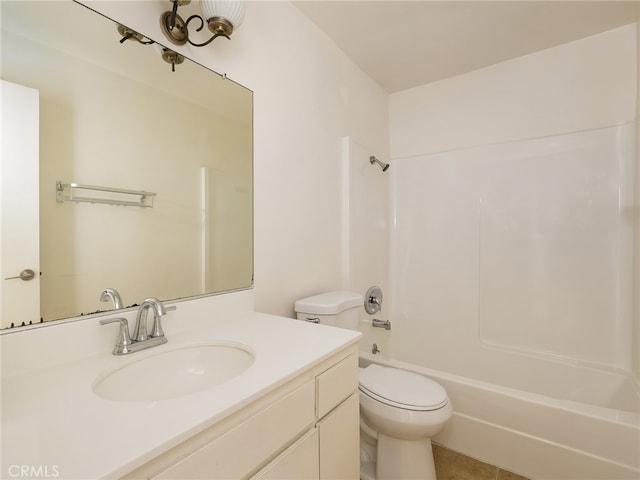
[[365, 285, 383, 314]]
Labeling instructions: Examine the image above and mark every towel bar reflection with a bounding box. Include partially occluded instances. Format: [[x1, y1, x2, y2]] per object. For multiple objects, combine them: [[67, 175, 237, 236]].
[[56, 181, 156, 208]]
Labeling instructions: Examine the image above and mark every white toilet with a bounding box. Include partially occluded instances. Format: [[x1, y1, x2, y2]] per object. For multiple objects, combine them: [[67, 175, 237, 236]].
[[295, 291, 453, 480]]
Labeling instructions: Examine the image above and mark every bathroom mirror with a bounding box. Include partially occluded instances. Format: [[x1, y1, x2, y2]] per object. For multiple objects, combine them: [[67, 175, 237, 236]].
[[0, 1, 253, 329]]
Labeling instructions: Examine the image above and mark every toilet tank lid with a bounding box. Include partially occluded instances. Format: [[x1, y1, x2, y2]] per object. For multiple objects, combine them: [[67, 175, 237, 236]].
[[294, 291, 363, 315]]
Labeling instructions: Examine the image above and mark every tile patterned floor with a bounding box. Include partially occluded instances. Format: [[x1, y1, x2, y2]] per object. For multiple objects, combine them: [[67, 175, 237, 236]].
[[433, 444, 529, 480]]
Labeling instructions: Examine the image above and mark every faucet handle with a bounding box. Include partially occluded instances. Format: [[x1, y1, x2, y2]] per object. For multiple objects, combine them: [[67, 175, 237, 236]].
[[100, 317, 133, 355], [150, 305, 177, 338], [364, 286, 383, 314], [150, 313, 164, 338]]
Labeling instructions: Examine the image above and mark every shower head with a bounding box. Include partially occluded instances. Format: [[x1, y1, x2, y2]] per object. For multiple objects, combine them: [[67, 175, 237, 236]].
[[370, 156, 390, 172]]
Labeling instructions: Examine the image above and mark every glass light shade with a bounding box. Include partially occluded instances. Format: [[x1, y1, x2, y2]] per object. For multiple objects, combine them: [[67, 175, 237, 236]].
[[200, 0, 245, 30]]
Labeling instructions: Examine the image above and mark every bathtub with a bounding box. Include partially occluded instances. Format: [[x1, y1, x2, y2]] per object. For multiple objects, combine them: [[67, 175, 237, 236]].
[[359, 353, 640, 480]]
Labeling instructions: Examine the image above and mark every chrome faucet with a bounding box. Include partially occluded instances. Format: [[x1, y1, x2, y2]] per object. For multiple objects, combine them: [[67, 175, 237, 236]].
[[133, 297, 167, 342], [101, 297, 176, 355], [100, 288, 123, 310]]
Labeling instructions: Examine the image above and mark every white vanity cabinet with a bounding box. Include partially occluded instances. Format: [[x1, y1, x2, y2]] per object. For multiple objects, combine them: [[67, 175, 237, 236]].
[[124, 347, 359, 480], [317, 393, 359, 479], [252, 428, 320, 479]]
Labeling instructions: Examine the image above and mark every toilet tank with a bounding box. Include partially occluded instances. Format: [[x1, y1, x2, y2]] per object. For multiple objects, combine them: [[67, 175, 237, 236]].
[[294, 291, 363, 330]]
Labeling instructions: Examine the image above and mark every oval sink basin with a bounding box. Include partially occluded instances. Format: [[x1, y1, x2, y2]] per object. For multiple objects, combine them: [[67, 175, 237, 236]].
[[93, 343, 255, 402]]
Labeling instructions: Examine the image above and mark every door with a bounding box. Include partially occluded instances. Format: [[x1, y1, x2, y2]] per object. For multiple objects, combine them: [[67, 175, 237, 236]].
[[1, 80, 40, 328]]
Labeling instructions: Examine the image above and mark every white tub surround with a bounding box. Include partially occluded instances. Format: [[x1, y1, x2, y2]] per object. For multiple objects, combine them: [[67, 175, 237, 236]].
[[1, 290, 361, 479], [378, 22, 639, 480]]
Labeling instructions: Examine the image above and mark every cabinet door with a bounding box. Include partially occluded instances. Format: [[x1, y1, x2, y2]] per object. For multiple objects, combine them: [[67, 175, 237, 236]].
[[316, 354, 358, 418], [253, 429, 319, 480], [318, 393, 360, 480], [153, 381, 315, 479]]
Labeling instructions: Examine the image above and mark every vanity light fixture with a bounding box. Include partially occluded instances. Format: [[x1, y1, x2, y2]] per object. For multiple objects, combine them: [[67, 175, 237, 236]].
[[155, 44, 185, 72], [160, 0, 245, 47], [117, 24, 184, 72], [117, 24, 154, 45]]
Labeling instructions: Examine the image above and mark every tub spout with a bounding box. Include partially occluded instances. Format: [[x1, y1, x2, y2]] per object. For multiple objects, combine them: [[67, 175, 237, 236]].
[[372, 319, 391, 330]]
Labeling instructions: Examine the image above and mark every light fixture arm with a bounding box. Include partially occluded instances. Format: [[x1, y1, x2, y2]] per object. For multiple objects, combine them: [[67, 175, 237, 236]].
[[168, 0, 181, 31], [160, 0, 241, 48], [184, 15, 230, 47], [117, 24, 154, 45], [119, 35, 154, 45], [117, 23, 181, 72]]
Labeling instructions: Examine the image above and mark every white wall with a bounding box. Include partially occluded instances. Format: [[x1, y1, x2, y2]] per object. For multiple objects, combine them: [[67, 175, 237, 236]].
[[343, 138, 392, 352], [81, 1, 390, 318], [391, 25, 635, 158], [388, 25, 637, 376], [345, 139, 389, 297]]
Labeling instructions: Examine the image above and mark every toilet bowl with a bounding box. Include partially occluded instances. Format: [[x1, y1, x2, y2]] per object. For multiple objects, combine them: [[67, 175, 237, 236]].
[[359, 364, 452, 480], [293, 292, 452, 480]]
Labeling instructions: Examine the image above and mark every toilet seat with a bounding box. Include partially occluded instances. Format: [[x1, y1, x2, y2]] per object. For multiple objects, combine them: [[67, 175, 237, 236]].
[[359, 364, 448, 411]]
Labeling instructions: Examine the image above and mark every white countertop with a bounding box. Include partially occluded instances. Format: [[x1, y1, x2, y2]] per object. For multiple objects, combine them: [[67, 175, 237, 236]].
[[1, 292, 361, 479]]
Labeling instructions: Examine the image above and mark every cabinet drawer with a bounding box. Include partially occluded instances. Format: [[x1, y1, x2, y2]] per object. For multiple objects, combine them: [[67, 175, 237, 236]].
[[252, 428, 319, 480], [316, 353, 358, 418], [154, 380, 316, 479]]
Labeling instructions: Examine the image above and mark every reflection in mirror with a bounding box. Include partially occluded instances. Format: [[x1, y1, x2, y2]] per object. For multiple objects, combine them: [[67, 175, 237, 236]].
[[0, 1, 253, 330]]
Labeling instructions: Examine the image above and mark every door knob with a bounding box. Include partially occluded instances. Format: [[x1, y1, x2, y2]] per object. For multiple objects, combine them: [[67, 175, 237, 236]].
[[4, 269, 36, 281]]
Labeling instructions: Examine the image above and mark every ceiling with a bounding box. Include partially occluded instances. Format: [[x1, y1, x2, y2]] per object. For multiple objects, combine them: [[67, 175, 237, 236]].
[[293, 1, 639, 93]]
